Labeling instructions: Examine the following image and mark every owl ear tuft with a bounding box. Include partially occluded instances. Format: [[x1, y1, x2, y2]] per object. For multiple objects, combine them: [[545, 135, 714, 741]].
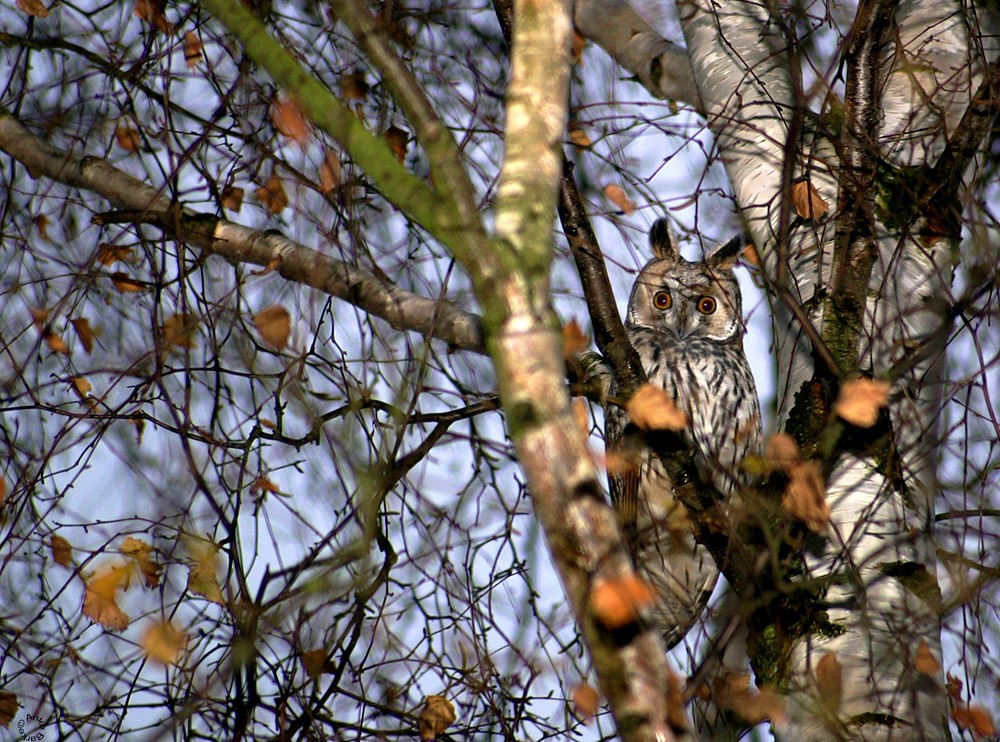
[[649, 218, 678, 260], [707, 233, 747, 270]]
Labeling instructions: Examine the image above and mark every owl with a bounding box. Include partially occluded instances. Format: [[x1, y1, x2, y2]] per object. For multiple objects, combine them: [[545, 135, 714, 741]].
[[604, 219, 761, 648]]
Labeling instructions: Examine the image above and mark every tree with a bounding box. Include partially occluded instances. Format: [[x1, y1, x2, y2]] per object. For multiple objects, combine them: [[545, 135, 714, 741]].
[[0, 1, 997, 741]]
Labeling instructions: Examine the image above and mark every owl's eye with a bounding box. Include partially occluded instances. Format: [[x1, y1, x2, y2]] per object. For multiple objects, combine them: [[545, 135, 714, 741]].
[[697, 296, 717, 314], [653, 291, 672, 310]]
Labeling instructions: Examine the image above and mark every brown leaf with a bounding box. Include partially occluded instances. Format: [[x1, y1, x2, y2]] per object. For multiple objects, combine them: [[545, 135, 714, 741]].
[[712, 672, 785, 725], [385, 125, 408, 163], [141, 621, 187, 665], [626, 384, 689, 431], [51, 534, 72, 567], [572, 398, 589, 438], [915, 640, 940, 676], [814, 652, 842, 713], [571, 682, 600, 720], [111, 271, 145, 293], [43, 329, 70, 355], [742, 243, 762, 268], [766, 432, 800, 469], [221, 186, 244, 212], [162, 313, 198, 349], [115, 125, 142, 153], [301, 648, 336, 680], [603, 183, 636, 215], [418, 695, 456, 741], [590, 575, 656, 630], [254, 305, 291, 350], [0, 476, 6, 506], [121, 536, 160, 588], [568, 127, 593, 149], [82, 563, 131, 631], [271, 96, 311, 144], [257, 176, 288, 215], [70, 376, 92, 398], [319, 150, 342, 195], [134, 0, 174, 33], [71, 317, 95, 353], [340, 71, 369, 101], [834, 378, 891, 427], [603, 450, 638, 477], [34, 213, 49, 238], [0, 691, 18, 728], [183, 31, 203, 68], [790, 179, 829, 220], [783, 460, 830, 533], [666, 672, 688, 731], [571, 31, 586, 65], [954, 704, 996, 738], [18, 0, 49, 17], [562, 319, 588, 360], [96, 242, 131, 265]]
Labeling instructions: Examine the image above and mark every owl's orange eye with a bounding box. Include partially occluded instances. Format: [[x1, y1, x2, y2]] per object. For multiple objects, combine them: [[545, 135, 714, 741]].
[[653, 291, 672, 310], [697, 296, 717, 314]]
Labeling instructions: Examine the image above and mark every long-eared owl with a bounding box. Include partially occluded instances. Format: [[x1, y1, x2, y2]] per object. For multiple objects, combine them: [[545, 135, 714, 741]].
[[604, 219, 762, 648]]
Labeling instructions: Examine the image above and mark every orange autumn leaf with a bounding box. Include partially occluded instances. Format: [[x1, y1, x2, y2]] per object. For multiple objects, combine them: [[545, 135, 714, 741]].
[[790, 179, 829, 220], [626, 384, 689, 431], [51, 534, 72, 567], [43, 329, 70, 355], [183, 31, 203, 68], [712, 672, 785, 725], [603, 183, 636, 215], [82, 562, 131, 631], [121, 536, 160, 588], [418, 695, 456, 741], [340, 71, 369, 101], [562, 319, 588, 360], [162, 313, 198, 349], [254, 305, 291, 350], [111, 271, 145, 293], [134, 0, 173, 33], [0, 691, 18, 728], [572, 398, 589, 438], [70, 376, 92, 398], [568, 127, 593, 149], [17, 0, 50, 18], [915, 640, 941, 676], [319, 150, 342, 195], [34, 213, 49, 238], [257, 176, 288, 215], [571, 30, 586, 65], [115, 125, 142, 153], [590, 574, 655, 630], [814, 652, 842, 713], [953, 704, 996, 738], [271, 96, 311, 144], [783, 460, 830, 533], [141, 621, 188, 665], [96, 242, 131, 266], [221, 186, 244, 212], [834, 377, 891, 427], [766, 432, 800, 469], [742, 242, 762, 268], [571, 682, 600, 720], [385, 125, 409, 162], [71, 317, 95, 353]]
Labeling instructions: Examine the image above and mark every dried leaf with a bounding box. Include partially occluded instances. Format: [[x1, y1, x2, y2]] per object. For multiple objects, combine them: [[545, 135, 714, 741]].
[[301, 648, 335, 680], [666, 672, 688, 730], [134, 0, 173, 33], [603, 183, 636, 215], [742, 243, 762, 268], [257, 176, 288, 215], [115, 125, 142, 153], [571, 682, 600, 720], [82, 563, 131, 631], [71, 376, 92, 398], [626, 384, 689, 431], [713, 672, 785, 725], [271, 96, 311, 144], [0, 476, 6, 505], [783, 460, 830, 533], [562, 319, 588, 360], [590, 575, 656, 630], [141, 621, 187, 665], [915, 640, 940, 676], [17, 0, 50, 17], [186, 539, 224, 605], [34, 213, 49, 238], [254, 305, 291, 350], [319, 150, 342, 195], [0, 691, 18, 728], [814, 652, 842, 713], [121, 536, 160, 588], [96, 242, 131, 265], [51, 534, 72, 567], [385, 125, 408, 162], [162, 313, 198, 349], [953, 704, 996, 738], [111, 272, 145, 293], [572, 398, 589, 438], [571, 31, 586, 65], [568, 127, 593, 149], [603, 450, 638, 477], [183, 31, 203, 68], [834, 378, 891, 427], [790, 179, 829, 220], [71, 317, 95, 353], [418, 695, 456, 741], [340, 71, 369, 101], [43, 329, 70, 355], [766, 432, 800, 469], [221, 186, 244, 212]]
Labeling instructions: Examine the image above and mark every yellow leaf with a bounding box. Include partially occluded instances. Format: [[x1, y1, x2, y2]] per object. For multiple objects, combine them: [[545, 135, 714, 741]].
[[16, 0, 49, 18], [571, 682, 600, 720], [626, 384, 688, 431], [121, 536, 160, 588], [162, 313, 198, 349], [814, 652, 842, 713], [221, 186, 244, 212], [141, 621, 188, 665], [418, 695, 456, 741], [186, 539, 224, 605], [51, 534, 72, 567], [82, 563, 131, 631], [257, 176, 288, 215], [603, 183, 636, 215], [183, 31, 203, 68], [0, 690, 18, 728], [790, 179, 829, 220], [71, 317, 95, 353], [782, 460, 830, 533], [834, 378, 891, 427], [590, 575, 656, 630], [254, 305, 291, 350]]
